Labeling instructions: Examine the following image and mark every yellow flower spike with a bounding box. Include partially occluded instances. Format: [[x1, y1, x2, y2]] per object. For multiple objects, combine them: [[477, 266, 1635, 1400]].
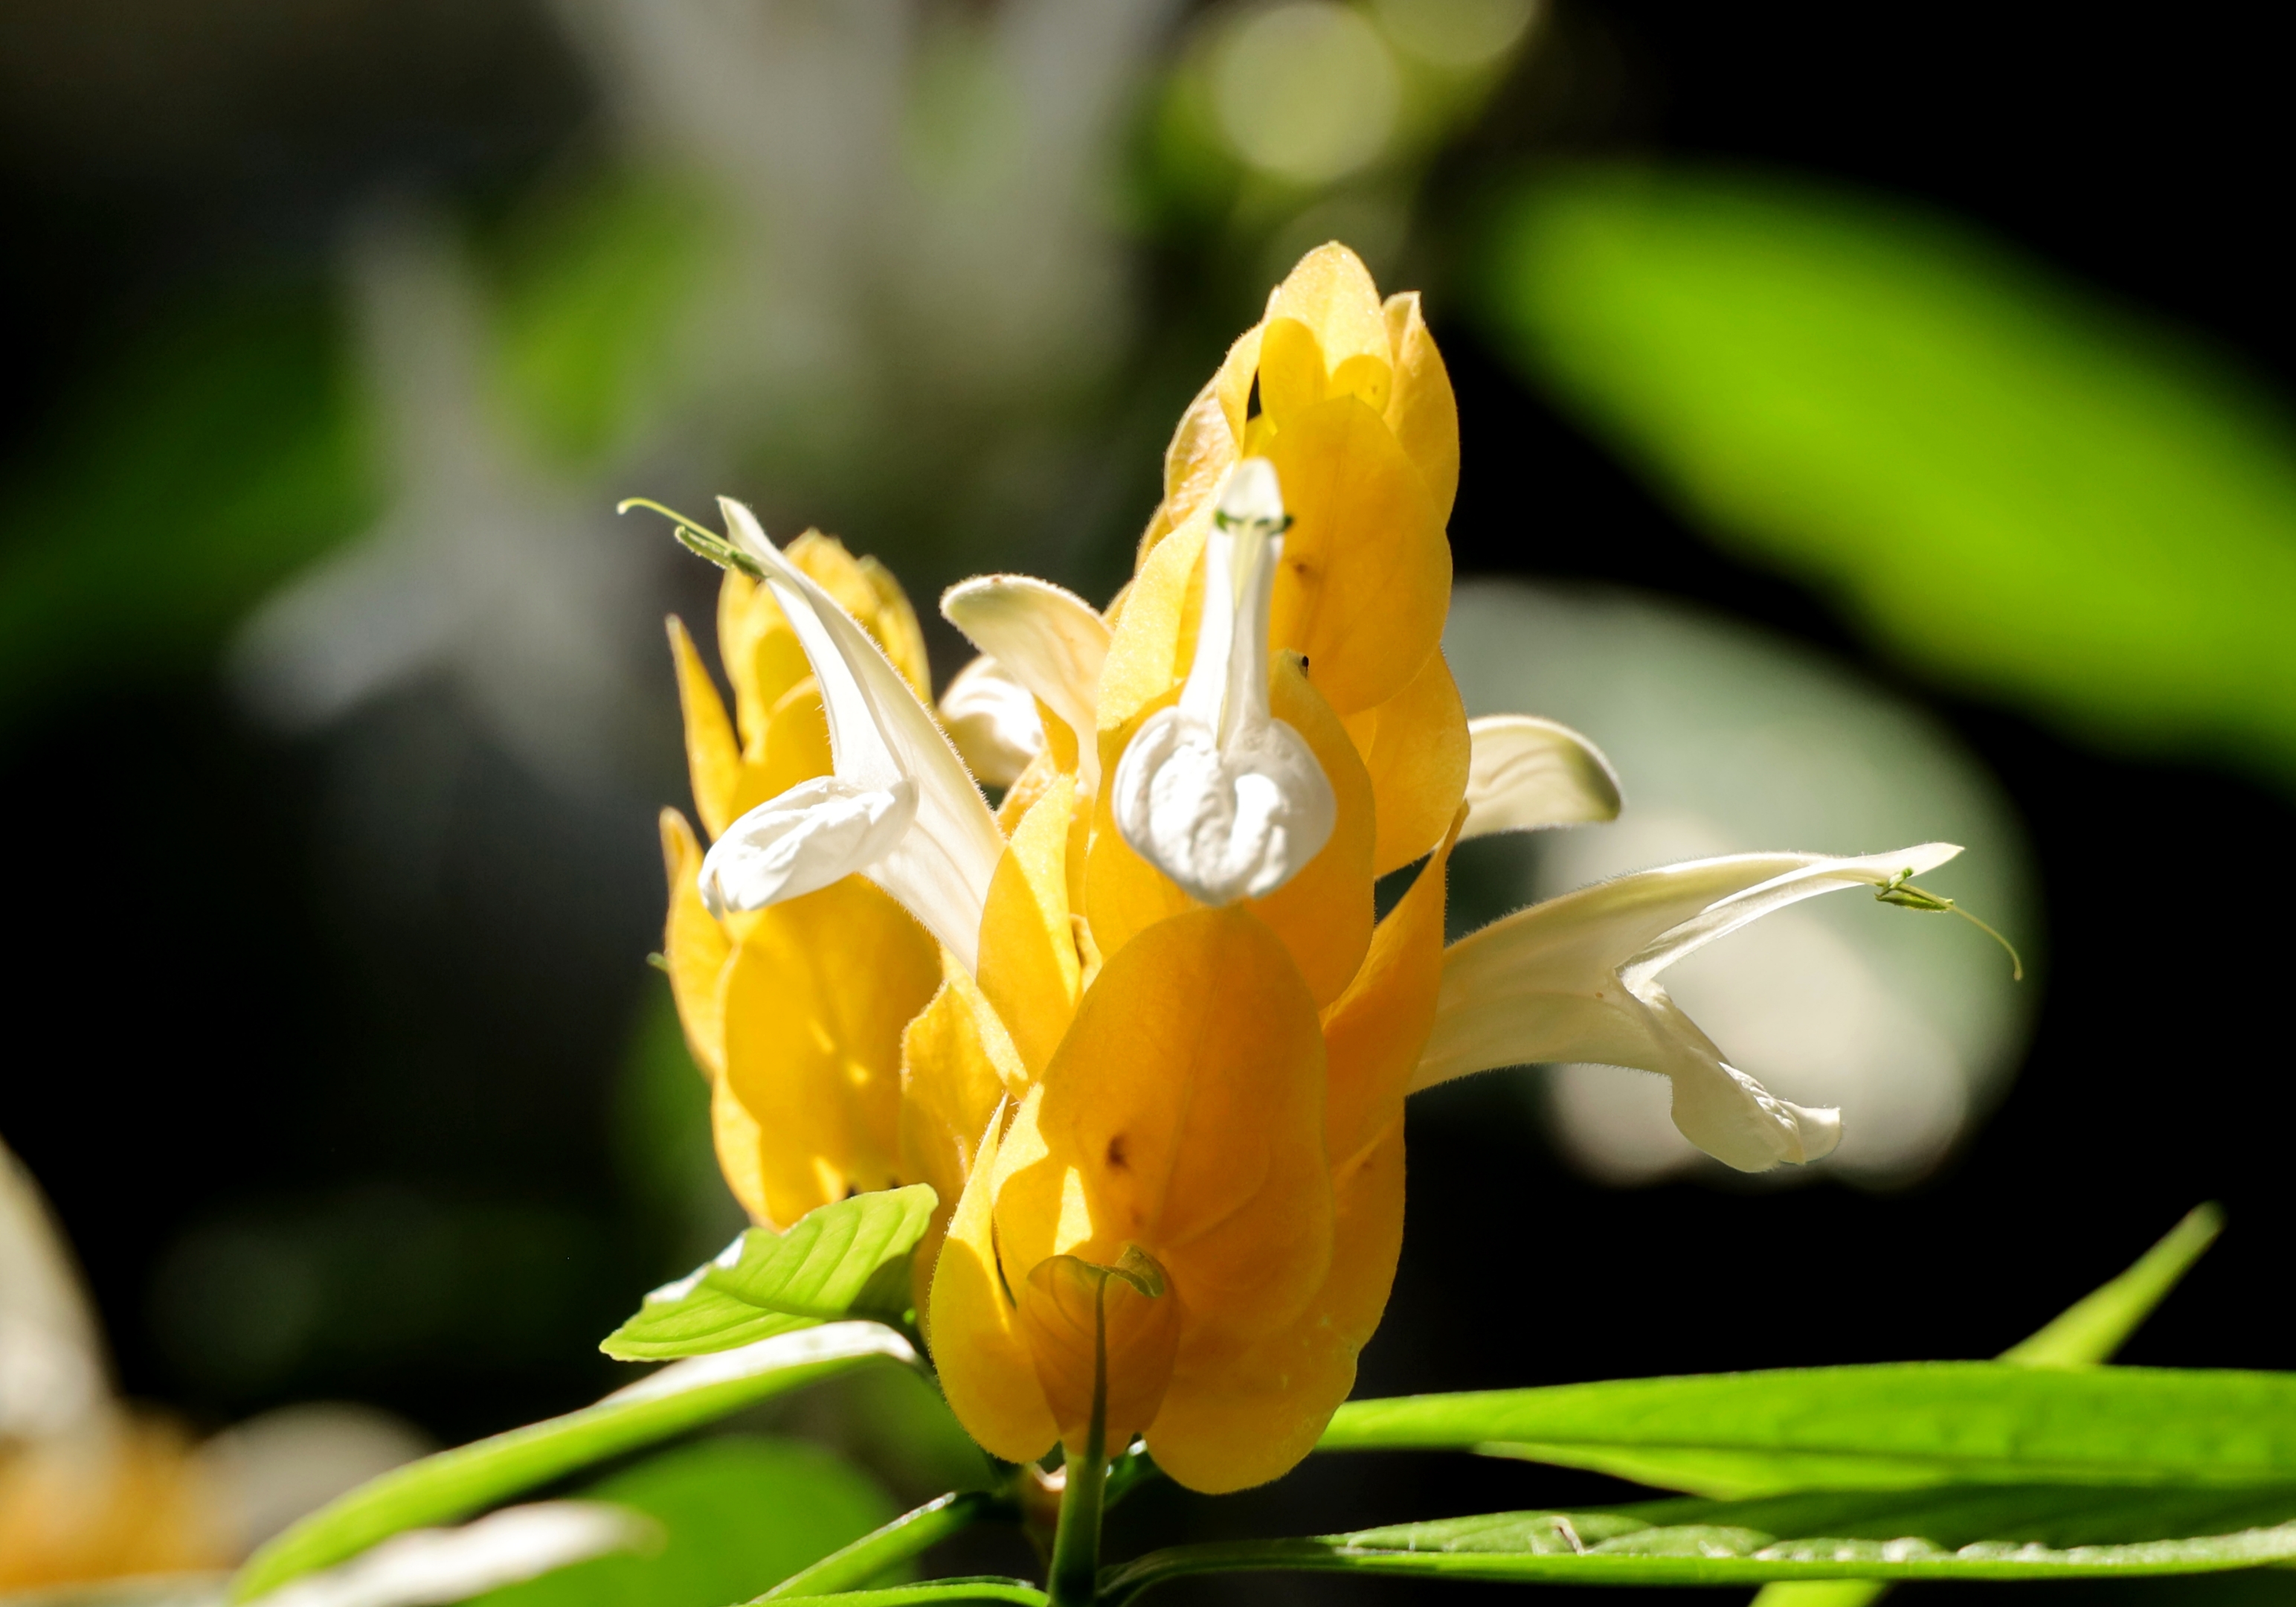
[[666, 618, 744, 841], [657, 808, 731, 1080], [900, 965, 1023, 1322], [719, 874, 940, 1228], [1342, 647, 1472, 877], [931, 1101, 1063, 1463], [1381, 289, 1461, 520], [1019, 1249, 1181, 1456], [1261, 394, 1453, 716], [709, 1071, 776, 1227], [977, 774, 1086, 1078], [1143, 807, 1461, 1494], [1096, 510, 1209, 738], [1244, 650, 1374, 1005], [724, 673, 835, 821]]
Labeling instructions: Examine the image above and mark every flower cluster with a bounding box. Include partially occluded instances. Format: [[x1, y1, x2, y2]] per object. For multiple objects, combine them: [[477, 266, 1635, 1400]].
[[657, 245, 1956, 1493]]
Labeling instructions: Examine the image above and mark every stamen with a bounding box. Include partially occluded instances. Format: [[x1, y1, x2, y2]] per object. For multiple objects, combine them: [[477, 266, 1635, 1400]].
[[1875, 870, 2026, 981]]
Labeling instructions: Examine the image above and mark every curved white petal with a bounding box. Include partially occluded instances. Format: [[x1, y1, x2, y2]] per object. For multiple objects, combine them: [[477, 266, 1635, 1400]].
[[1110, 458, 1334, 904], [716, 498, 1005, 970], [1459, 713, 1622, 837], [941, 576, 1110, 786], [939, 655, 1044, 787], [699, 775, 917, 914], [1413, 843, 1961, 1172]]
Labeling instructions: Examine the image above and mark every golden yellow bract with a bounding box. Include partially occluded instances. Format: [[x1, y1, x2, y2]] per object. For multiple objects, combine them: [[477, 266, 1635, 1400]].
[[660, 243, 1469, 1492], [661, 533, 940, 1230]]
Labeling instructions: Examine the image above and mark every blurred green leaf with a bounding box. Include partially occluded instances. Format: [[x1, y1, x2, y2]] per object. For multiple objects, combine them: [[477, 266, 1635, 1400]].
[[0, 288, 375, 730], [231, 1322, 916, 1601], [468, 1437, 895, 1607], [1318, 1364, 2296, 1497], [1481, 164, 2296, 783], [1100, 1484, 2296, 1599], [602, 1186, 936, 1361], [488, 172, 717, 468]]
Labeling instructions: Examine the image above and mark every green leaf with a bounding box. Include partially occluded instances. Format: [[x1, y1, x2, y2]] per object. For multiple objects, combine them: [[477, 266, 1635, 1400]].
[[762, 1491, 1006, 1600], [466, 1437, 896, 1607], [1749, 1204, 2225, 1607], [1319, 1364, 2296, 1498], [602, 1186, 936, 1361], [1099, 1484, 2296, 1600], [2004, 1202, 2224, 1367], [230, 1322, 916, 1602], [1480, 164, 2296, 786], [764, 1583, 1046, 1606]]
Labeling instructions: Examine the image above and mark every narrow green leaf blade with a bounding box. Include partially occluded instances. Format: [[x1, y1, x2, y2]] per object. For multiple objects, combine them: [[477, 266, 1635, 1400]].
[[1319, 1364, 2296, 1496], [604, 1186, 936, 1361], [762, 1582, 1046, 1605], [1746, 1204, 2227, 1607], [2004, 1203, 2225, 1367], [231, 1322, 916, 1602], [1101, 1485, 2296, 1600]]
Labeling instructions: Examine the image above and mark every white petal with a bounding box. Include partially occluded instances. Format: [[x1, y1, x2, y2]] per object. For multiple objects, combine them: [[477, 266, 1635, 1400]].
[[253, 1503, 652, 1607], [1110, 459, 1335, 904], [698, 776, 917, 914], [1620, 841, 1962, 989], [1414, 841, 1957, 1172], [941, 577, 1110, 786], [1459, 713, 1622, 836], [1111, 705, 1334, 905], [716, 499, 1005, 971], [939, 655, 1044, 787]]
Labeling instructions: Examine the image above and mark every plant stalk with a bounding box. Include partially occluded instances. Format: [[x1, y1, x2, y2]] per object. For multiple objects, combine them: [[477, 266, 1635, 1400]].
[[1046, 1280, 1112, 1606]]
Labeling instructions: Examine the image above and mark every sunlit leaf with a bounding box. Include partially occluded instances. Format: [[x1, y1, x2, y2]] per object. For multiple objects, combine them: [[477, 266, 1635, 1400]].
[[602, 1186, 936, 1361], [1482, 164, 2296, 784], [231, 1323, 916, 1602], [765, 1584, 1046, 1606], [1749, 1215, 2228, 1607], [1319, 1363, 2296, 1498], [2003, 1202, 2224, 1367], [761, 1491, 1006, 1600], [1099, 1484, 2296, 1600], [466, 1437, 895, 1607]]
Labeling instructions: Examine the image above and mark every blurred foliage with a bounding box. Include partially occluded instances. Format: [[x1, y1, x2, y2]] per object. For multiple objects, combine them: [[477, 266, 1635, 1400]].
[[486, 173, 718, 471], [471, 1435, 896, 1607], [0, 286, 376, 728], [1482, 164, 2296, 786]]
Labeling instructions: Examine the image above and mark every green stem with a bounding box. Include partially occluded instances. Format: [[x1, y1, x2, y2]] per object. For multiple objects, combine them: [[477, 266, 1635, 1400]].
[[760, 1489, 1003, 1599], [1046, 1282, 1111, 1606]]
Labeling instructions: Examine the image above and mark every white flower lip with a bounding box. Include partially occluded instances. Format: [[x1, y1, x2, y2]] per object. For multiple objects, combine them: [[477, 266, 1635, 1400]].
[[938, 655, 1046, 788], [698, 498, 1005, 972], [1110, 457, 1336, 905], [1415, 843, 1964, 1172], [941, 574, 1111, 789], [1459, 713, 1622, 836]]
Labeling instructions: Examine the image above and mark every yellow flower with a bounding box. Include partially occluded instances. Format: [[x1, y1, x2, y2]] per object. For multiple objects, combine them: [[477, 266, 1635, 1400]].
[[659, 533, 942, 1230], [655, 242, 1957, 1498]]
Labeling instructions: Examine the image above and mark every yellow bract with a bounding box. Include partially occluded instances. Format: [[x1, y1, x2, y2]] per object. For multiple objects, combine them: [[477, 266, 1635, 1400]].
[[660, 533, 941, 1228], [658, 243, 1468, 1491]]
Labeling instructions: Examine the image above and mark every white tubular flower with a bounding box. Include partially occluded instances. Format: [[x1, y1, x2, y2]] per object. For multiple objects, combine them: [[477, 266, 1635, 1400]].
[[1415, 842, 1964, 1172], [1110, 458, 1337, 905], [699, 498, 1006, 972], [941, 574, 1112, 789], [1458, 713, 1623, 837], [939, 655, 1044, 787]]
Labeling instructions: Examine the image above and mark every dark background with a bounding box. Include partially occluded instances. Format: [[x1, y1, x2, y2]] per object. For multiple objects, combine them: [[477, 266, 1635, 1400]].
[[2, 3, 2289, 1596]]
